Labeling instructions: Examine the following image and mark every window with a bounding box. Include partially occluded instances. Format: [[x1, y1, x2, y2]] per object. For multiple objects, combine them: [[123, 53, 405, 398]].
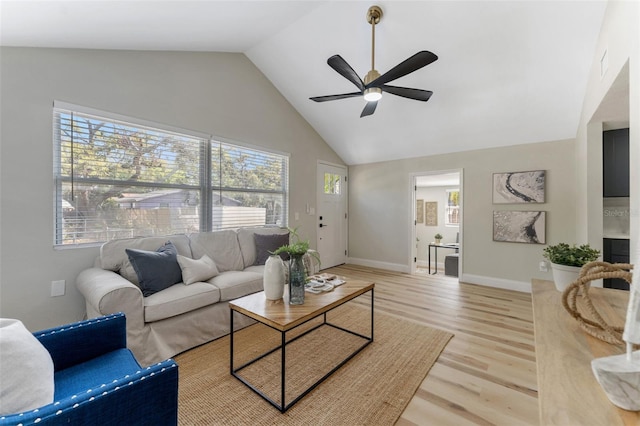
[[211, 142, 289, 230], [54, 102, 288, 246], [323, 172, 341, 195], [445, 189, 460, 226]]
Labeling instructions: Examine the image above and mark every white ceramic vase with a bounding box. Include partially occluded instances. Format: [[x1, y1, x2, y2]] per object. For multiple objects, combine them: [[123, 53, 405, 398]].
[[550, 263, 581, 292], [264, 254, 285, 300]]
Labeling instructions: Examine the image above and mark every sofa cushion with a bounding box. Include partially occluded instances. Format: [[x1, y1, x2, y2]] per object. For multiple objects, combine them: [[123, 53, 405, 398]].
[[126, 241, 183, 297], [177, 254, 219, 285], [207, 271, 264, 302], [237, 226, 290, 268], [253, 233, 290, 265], [243, 265, 265, 274], [100, 234, 191, 285], [0, 319, 54, 415], [143, 282, 221, 323], [188, 230, 244, 272]]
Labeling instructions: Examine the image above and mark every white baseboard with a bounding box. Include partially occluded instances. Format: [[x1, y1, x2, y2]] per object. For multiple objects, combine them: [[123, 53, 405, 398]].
[[461, 273, 531, 293], [346, 259, 532, 293], [347, 257, 410, 273]]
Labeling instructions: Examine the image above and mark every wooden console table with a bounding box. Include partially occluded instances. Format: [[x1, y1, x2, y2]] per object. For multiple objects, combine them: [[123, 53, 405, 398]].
[[532, 279, 640, 425]]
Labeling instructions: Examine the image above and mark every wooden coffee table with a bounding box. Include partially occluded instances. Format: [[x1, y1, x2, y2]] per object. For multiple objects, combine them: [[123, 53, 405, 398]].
[[229, 279, 374, 412]]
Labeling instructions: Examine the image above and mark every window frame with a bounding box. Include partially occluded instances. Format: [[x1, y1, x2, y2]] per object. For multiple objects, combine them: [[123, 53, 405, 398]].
[[445, 188, 460, 227], [53, 101, 289, 248]]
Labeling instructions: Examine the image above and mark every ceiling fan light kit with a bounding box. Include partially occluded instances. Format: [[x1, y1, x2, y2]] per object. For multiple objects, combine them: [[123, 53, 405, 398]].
[[310, 5, 438, 117], [363, 70, 382, 101]]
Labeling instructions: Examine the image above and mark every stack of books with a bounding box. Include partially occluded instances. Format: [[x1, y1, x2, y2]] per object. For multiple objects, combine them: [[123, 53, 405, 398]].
[[305, 273, 346, 293]]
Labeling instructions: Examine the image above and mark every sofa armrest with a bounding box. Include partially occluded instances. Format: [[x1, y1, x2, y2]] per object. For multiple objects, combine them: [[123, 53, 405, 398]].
[[76, 268, 146, 359], [0, 359, 178, 426], [35, 313, 126, 372], [76, 268, 144, 327]]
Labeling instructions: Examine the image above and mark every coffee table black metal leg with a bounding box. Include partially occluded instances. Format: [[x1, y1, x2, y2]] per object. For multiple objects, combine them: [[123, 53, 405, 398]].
[[229, 309, 234, 374], [280, 330, 286, 412], [371, 288, 375, 341]]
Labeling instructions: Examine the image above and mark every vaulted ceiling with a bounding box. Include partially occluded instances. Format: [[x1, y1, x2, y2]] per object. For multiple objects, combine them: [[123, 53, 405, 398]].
[[0, 1, 607, 165]]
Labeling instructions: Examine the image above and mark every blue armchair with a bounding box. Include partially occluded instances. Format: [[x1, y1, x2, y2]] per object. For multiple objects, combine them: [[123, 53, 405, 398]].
[[0, 313, 178, 425]]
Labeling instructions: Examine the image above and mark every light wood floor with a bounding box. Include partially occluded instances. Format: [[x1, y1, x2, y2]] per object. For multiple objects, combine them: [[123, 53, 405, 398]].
[[324, 264, 538, 426]]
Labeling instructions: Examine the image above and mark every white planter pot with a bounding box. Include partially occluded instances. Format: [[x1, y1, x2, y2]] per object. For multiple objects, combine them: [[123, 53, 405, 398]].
[[263, 255, 286, 300], [550, 263, 581, 292]]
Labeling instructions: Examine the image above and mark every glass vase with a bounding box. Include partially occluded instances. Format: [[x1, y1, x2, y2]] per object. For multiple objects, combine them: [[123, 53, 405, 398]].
[[288, 254, 306, 305]]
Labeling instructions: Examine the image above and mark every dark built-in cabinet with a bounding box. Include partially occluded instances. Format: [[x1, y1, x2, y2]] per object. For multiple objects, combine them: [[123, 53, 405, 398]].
[[603, 238, 630, 290], [602, 128, 630, 197]]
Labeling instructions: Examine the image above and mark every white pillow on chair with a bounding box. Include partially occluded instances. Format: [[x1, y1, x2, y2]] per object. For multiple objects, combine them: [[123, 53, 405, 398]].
[[0, 318, 54, 415]]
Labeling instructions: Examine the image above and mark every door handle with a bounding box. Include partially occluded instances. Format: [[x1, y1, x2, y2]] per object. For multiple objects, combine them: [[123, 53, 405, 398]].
[[319, 223, 328, 228]]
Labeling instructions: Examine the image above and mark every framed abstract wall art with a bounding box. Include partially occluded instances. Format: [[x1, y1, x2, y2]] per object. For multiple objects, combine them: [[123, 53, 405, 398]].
[[493, 170, 545, 204], [416, 199, 424, 223], [493, 211, 546, 244]]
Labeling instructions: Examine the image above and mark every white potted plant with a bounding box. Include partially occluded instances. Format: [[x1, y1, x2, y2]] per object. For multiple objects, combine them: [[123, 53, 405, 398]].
[[434, 233, 443, 244], [543, 243, 600, 291]]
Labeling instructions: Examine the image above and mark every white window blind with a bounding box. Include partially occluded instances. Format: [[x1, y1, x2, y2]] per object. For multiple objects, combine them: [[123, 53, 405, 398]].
[[211, 141, 289, 230], [53, 103, 288, 246]]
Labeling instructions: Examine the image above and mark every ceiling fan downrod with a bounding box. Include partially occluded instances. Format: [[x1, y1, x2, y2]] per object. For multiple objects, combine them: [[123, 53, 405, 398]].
[[364, 5, 383, 101]]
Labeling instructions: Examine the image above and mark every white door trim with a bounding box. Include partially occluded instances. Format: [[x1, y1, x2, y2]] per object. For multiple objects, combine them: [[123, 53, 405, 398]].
[[409, 169, 464, 276], [317, 161, 348, 268]]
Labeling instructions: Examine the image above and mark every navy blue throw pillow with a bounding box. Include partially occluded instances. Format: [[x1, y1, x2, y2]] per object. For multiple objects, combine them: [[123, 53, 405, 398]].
[[126, 241, 183, 297]]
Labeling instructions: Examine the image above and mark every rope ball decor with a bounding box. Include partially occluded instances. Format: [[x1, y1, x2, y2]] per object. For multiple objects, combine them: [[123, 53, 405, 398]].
[[561, 261, 634, 346]]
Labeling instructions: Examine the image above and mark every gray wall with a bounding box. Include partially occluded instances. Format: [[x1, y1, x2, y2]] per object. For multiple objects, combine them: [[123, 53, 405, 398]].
[[348, 1, 640, 292], [348, 139, 576, 291], [0, 47, 343, 330]]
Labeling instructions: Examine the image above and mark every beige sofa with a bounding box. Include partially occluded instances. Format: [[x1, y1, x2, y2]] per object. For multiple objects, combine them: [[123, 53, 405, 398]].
[[76, 226, 312, 367]]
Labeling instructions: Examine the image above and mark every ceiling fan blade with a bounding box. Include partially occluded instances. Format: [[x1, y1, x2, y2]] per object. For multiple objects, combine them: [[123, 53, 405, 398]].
[[381, 85, 433, 101], [328, 55, 365, 91], [310, 92, 363, 102], [367, 51, 438, 88], [360, 101, 378, 118]]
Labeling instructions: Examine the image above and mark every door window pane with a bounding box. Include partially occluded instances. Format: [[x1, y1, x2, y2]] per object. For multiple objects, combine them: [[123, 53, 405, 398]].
[[324, 173, 341, 195]]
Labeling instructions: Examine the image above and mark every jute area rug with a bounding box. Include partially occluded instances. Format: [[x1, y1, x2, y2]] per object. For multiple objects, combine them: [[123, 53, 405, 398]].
[[175, 303, 453, 425]]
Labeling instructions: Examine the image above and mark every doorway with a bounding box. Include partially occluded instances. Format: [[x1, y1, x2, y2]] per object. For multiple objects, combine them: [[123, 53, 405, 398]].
[[411, 170, 463, 277], [316, 161, 348, 268]]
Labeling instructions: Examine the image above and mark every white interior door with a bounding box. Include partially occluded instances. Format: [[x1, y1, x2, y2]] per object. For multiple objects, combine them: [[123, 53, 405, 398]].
[[316, 162, 348, 269]]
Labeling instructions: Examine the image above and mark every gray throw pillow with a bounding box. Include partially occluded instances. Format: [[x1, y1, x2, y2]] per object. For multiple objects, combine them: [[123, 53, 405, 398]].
[[126, 241, 183, 296], [253, 233, 290, 265]]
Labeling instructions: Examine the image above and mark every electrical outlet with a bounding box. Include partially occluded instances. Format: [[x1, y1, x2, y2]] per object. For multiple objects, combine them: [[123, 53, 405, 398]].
[[539, 261, 548, 272], [51, 280, 65, 297]]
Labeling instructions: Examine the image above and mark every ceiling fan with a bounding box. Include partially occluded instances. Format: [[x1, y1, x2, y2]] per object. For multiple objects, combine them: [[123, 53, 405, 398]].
[[310, 5, 438, 118]]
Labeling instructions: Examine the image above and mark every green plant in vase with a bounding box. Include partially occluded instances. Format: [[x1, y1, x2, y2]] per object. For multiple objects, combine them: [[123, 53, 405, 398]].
[[434, 233, 443, 244], [271, 228, 320, 305]]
